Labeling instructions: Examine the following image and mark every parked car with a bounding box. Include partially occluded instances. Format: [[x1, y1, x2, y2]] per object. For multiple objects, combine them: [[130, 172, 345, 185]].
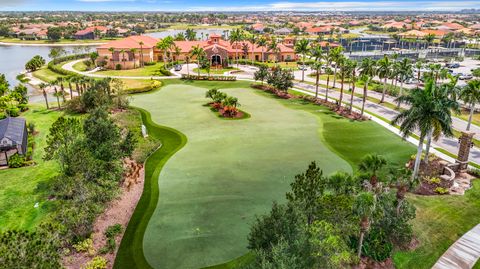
[[446, 63, 460, 68], [298, 65, 308, 71], [405, 78, 420, 85], [459, 73, 473, 80], [174, 64, 182, 71]]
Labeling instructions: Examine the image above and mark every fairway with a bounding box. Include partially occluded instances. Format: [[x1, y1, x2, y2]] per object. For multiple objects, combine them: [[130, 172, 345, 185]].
[[128, 83, 415, 269]]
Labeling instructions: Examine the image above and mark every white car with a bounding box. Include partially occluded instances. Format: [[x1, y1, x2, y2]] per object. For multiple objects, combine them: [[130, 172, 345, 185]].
[[459, 74, 473, 80]]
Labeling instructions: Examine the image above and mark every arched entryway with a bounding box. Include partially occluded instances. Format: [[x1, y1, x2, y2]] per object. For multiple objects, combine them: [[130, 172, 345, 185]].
[[211, 54, 222, 66]]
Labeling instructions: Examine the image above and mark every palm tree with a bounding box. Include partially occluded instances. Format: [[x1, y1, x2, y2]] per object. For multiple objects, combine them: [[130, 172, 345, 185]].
[[229, 28, 243, 67], [310, 45, 324, 99], [349, 60, 358, 113], [358, 153, 387, 187], [186, 55, 190, 76], [324, 67, 333, 102], [248, 35, 257, 65], [130, 48, 138, 69], [66, 75, 74, 99], [377, 56, 391, 103], [190, 45, 205, 76], [54, 77, 66, 103], [173, 45, 182, 64], [185, 28, 196, 41], [256, 37, 267, 63], [460, 79, 480, 131], [156, 36, 174, 68], [329, 46, 344, 88], [396, 58, 414, 108], [51, 83, 61, 109], [268, 39, 280, 65], [120, 49, 126, 69], [295, 39, 310, 82], [415, 60, 423, 87], [393, 79, 458, 178], [337, 56, 348, 109], [139, 41, 144, 67], [39, 83, 49, 109], [354, 191, 376, 259], [359, 58, 377, 116], [108, 47, 115, 68], [389, 168, 416, 216], [424, 33, 436, 48]]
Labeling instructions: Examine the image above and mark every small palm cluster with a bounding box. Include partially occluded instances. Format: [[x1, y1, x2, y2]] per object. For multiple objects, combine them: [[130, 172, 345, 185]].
[[205, 88, 240, 117]]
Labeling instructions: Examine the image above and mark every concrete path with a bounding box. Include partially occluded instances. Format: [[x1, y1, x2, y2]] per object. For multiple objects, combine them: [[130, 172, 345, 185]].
[[433, 224, 480, 269]]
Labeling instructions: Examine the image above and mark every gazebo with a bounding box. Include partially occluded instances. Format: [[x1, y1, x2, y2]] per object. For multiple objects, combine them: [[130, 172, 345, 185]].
[[0, 117, 28, 166]]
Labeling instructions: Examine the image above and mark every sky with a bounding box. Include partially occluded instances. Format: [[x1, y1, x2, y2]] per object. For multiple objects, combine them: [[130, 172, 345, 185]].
[[0, 0, 479, 12]]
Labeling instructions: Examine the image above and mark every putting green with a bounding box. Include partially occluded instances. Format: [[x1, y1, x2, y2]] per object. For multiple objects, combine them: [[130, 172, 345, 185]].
[[131, 84, 352, 269]]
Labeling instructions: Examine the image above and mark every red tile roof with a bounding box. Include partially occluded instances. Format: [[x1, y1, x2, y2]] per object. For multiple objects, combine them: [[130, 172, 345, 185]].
[[98, 35, 159, 49], [75, 26, 108, 36]]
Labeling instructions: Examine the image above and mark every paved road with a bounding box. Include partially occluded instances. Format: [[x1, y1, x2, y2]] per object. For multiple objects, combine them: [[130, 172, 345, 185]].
[[433, 224, 480, 269]]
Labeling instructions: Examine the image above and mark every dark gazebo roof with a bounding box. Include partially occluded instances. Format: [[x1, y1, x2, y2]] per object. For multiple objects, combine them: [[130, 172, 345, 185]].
[[0, 117, 27, 154]]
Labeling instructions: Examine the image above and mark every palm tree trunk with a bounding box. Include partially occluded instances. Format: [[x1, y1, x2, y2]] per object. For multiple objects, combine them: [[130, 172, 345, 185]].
[[413, 136, 425, 179], [424, 130, 433, 164], [349, 79, 356, 113], [197, 60, 201, 76], [68, 82, 73, 99], [43, 90, 49, 109], [54, 87, 60, 109], [60, 83, 66, 102], [325, 75, 330, 102], [381, 78, 387, 103], [397, 81, 404, 109], [338, 75, 344, 109], [357, 230, 365, 258], [333, 66, 338, 88], [361, 82, 368, 116], [467, 102, 474, 131], [315, 69, 320, 99], [301, 55, 305, 82]]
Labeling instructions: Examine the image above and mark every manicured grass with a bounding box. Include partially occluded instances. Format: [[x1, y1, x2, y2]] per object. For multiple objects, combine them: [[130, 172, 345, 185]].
[[116, 80, 415, 269], [95, 62, 167, 77], [393, 180, 480, 269], [72, 60, 91, 72], [32, 66, 66, 83], [458, 109, 480, 128], [192, 67, 239, 75], [0, 106, 62, 231]]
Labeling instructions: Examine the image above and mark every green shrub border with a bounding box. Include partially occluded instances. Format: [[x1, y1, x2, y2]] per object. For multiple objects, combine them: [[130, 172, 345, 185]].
[[113, 107, 187, 269], [47, 54, 89, 76]]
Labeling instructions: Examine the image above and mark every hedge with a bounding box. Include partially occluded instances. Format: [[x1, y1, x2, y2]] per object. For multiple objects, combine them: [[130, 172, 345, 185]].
[[181, 74, 236, 81], [125, 81, 162, 94], [47, 53, 89, 76]]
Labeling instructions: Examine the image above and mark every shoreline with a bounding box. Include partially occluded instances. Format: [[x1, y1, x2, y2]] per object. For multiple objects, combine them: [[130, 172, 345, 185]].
[[0, 41, 105, 47]]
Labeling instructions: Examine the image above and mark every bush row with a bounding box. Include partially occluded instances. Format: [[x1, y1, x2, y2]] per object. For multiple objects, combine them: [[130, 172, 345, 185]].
[[124, 81, 162, 94], [181, 74, 236, 81], [47, 54, 89, 76]]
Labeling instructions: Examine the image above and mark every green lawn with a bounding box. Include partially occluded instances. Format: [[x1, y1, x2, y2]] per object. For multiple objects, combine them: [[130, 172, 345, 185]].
[[72, 60, 91, 72], [0, 106, 62, 231], [115, 80, 415, 269], [95, 62, 167, 77], [192, 67, 239, 75], [32, 66, 66, 83], [394, 180, 480, 269]]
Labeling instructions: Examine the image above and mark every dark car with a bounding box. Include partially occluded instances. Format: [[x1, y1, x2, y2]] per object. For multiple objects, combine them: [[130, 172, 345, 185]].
[[446, 63, 460, 68], [174, 64, 182, 71]]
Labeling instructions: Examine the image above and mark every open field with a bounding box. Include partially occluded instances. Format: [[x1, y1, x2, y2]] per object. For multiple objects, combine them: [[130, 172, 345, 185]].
[[115, 80, 415, 269], [0, 106, 62, 231]]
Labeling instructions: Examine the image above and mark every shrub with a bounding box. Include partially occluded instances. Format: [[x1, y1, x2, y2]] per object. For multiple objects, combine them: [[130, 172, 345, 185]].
[[181, 74, 236, 81], [115, 64, 122, 70], [425, 176, 441, 185], [144, 62, 156, 66], [361, 228, 393, 262], [105, 224, 122, 238], [5, 106, 20, 117], [8, 153, 26, 168], [434, 187, 449, 195], [27, 122, 36, 134], [158, 66, 172, 76], [84, 256, 107, 269], [73, 237, 95, 256]]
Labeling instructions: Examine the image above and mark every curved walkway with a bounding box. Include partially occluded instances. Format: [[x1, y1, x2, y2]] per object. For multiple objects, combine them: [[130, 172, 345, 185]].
[[433, 224, 480, 269]]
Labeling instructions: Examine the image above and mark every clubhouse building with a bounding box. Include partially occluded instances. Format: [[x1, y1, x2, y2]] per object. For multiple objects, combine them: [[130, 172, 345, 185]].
[[97, 34, 298, 69]]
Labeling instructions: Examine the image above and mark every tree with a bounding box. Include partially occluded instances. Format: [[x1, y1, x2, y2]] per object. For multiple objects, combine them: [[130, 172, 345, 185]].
[[129, 48, 137, 69], [396, 58, 413, 108], [89, 51, 99, 67], [185, 28, 196, 41], [229, 28, 243, 67], [460, 79, 480, 131], [108, 47, 116, 68], [286, 161, 324, 224], [25, 55, 45, 72], [190, 45, 206, 76], [348, 60, 358, 113], [358, 154, 387, 188], [354, 191, 376, 258], [268, 39, 280, 65], [329, 46, 344, 88], [0, 74, 9, 96], [257, 37, 267, 63], [424, 33, 436, 47], [377, 56, 391, 103], [309, 45, 324, 99], [47, 27, 62, 41], [120, 49, 126, 69], [254, 65, 269, 85], [266, 68, 294, 92], [337, 56, 348, 109], [393, 79, 458, 178], [49, 48, 66, 61], [388, 168, 417, 216], [248, 35, 257, 65], [156, 36, 174, 67], [139, 41, 144, 67], [359, 58, 377, 116], [295, 39, 310, 82], [39, 83, 49, 109]]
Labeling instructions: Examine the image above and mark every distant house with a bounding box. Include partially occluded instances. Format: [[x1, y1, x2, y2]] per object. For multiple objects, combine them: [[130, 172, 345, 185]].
[[274, 28, 292, 35], [74, 26, 108, 40], [0, 117, 28, 166]]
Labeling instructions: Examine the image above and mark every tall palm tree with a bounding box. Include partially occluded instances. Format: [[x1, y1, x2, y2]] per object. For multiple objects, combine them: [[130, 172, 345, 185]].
[[295, 39, 310, 82], [359, 58, 377, 116], [377, 56, 391, 103], [156, 36, 174, 68], [185, 28, 196, 41], [39, 83, 49, 109], [310, 45, 324, 99], [329, 46, 344, 88], [358, 153, 387, 187], [256, 37, 267, 63], [66, 75, 74, 99], [248, 35, 257, 65], [120, 49, 126, 69], [130, 48, 138, 69], [415, 60, 423, 88], [55, 77, 66, 102], [139, 41, 144, 67], [393, 79, 459, 178], [229, 28, 243, 67], [268, 39, 280, 65], [190, 45, 205, 76], [108, 47, 115, 69], [337, 56, 348, 109], [460, 79, 480, 131], [173, 45, 182, 65], [388, 168, 416, 216], [354, 191, 376, 259], [349, 60, 358, 113], [51, 83, 61, 109], [396, 58, 414, 108]]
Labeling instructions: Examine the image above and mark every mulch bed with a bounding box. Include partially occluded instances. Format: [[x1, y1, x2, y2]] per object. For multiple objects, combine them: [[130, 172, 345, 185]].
[[354, 257, 395, 269], [208, 103, 245, 119], [407, 157, 454, 195], [250, 84, 296, 99]]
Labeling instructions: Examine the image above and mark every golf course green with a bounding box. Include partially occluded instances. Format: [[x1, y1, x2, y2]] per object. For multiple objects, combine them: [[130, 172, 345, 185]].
[[115, 81, 415, 269]]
